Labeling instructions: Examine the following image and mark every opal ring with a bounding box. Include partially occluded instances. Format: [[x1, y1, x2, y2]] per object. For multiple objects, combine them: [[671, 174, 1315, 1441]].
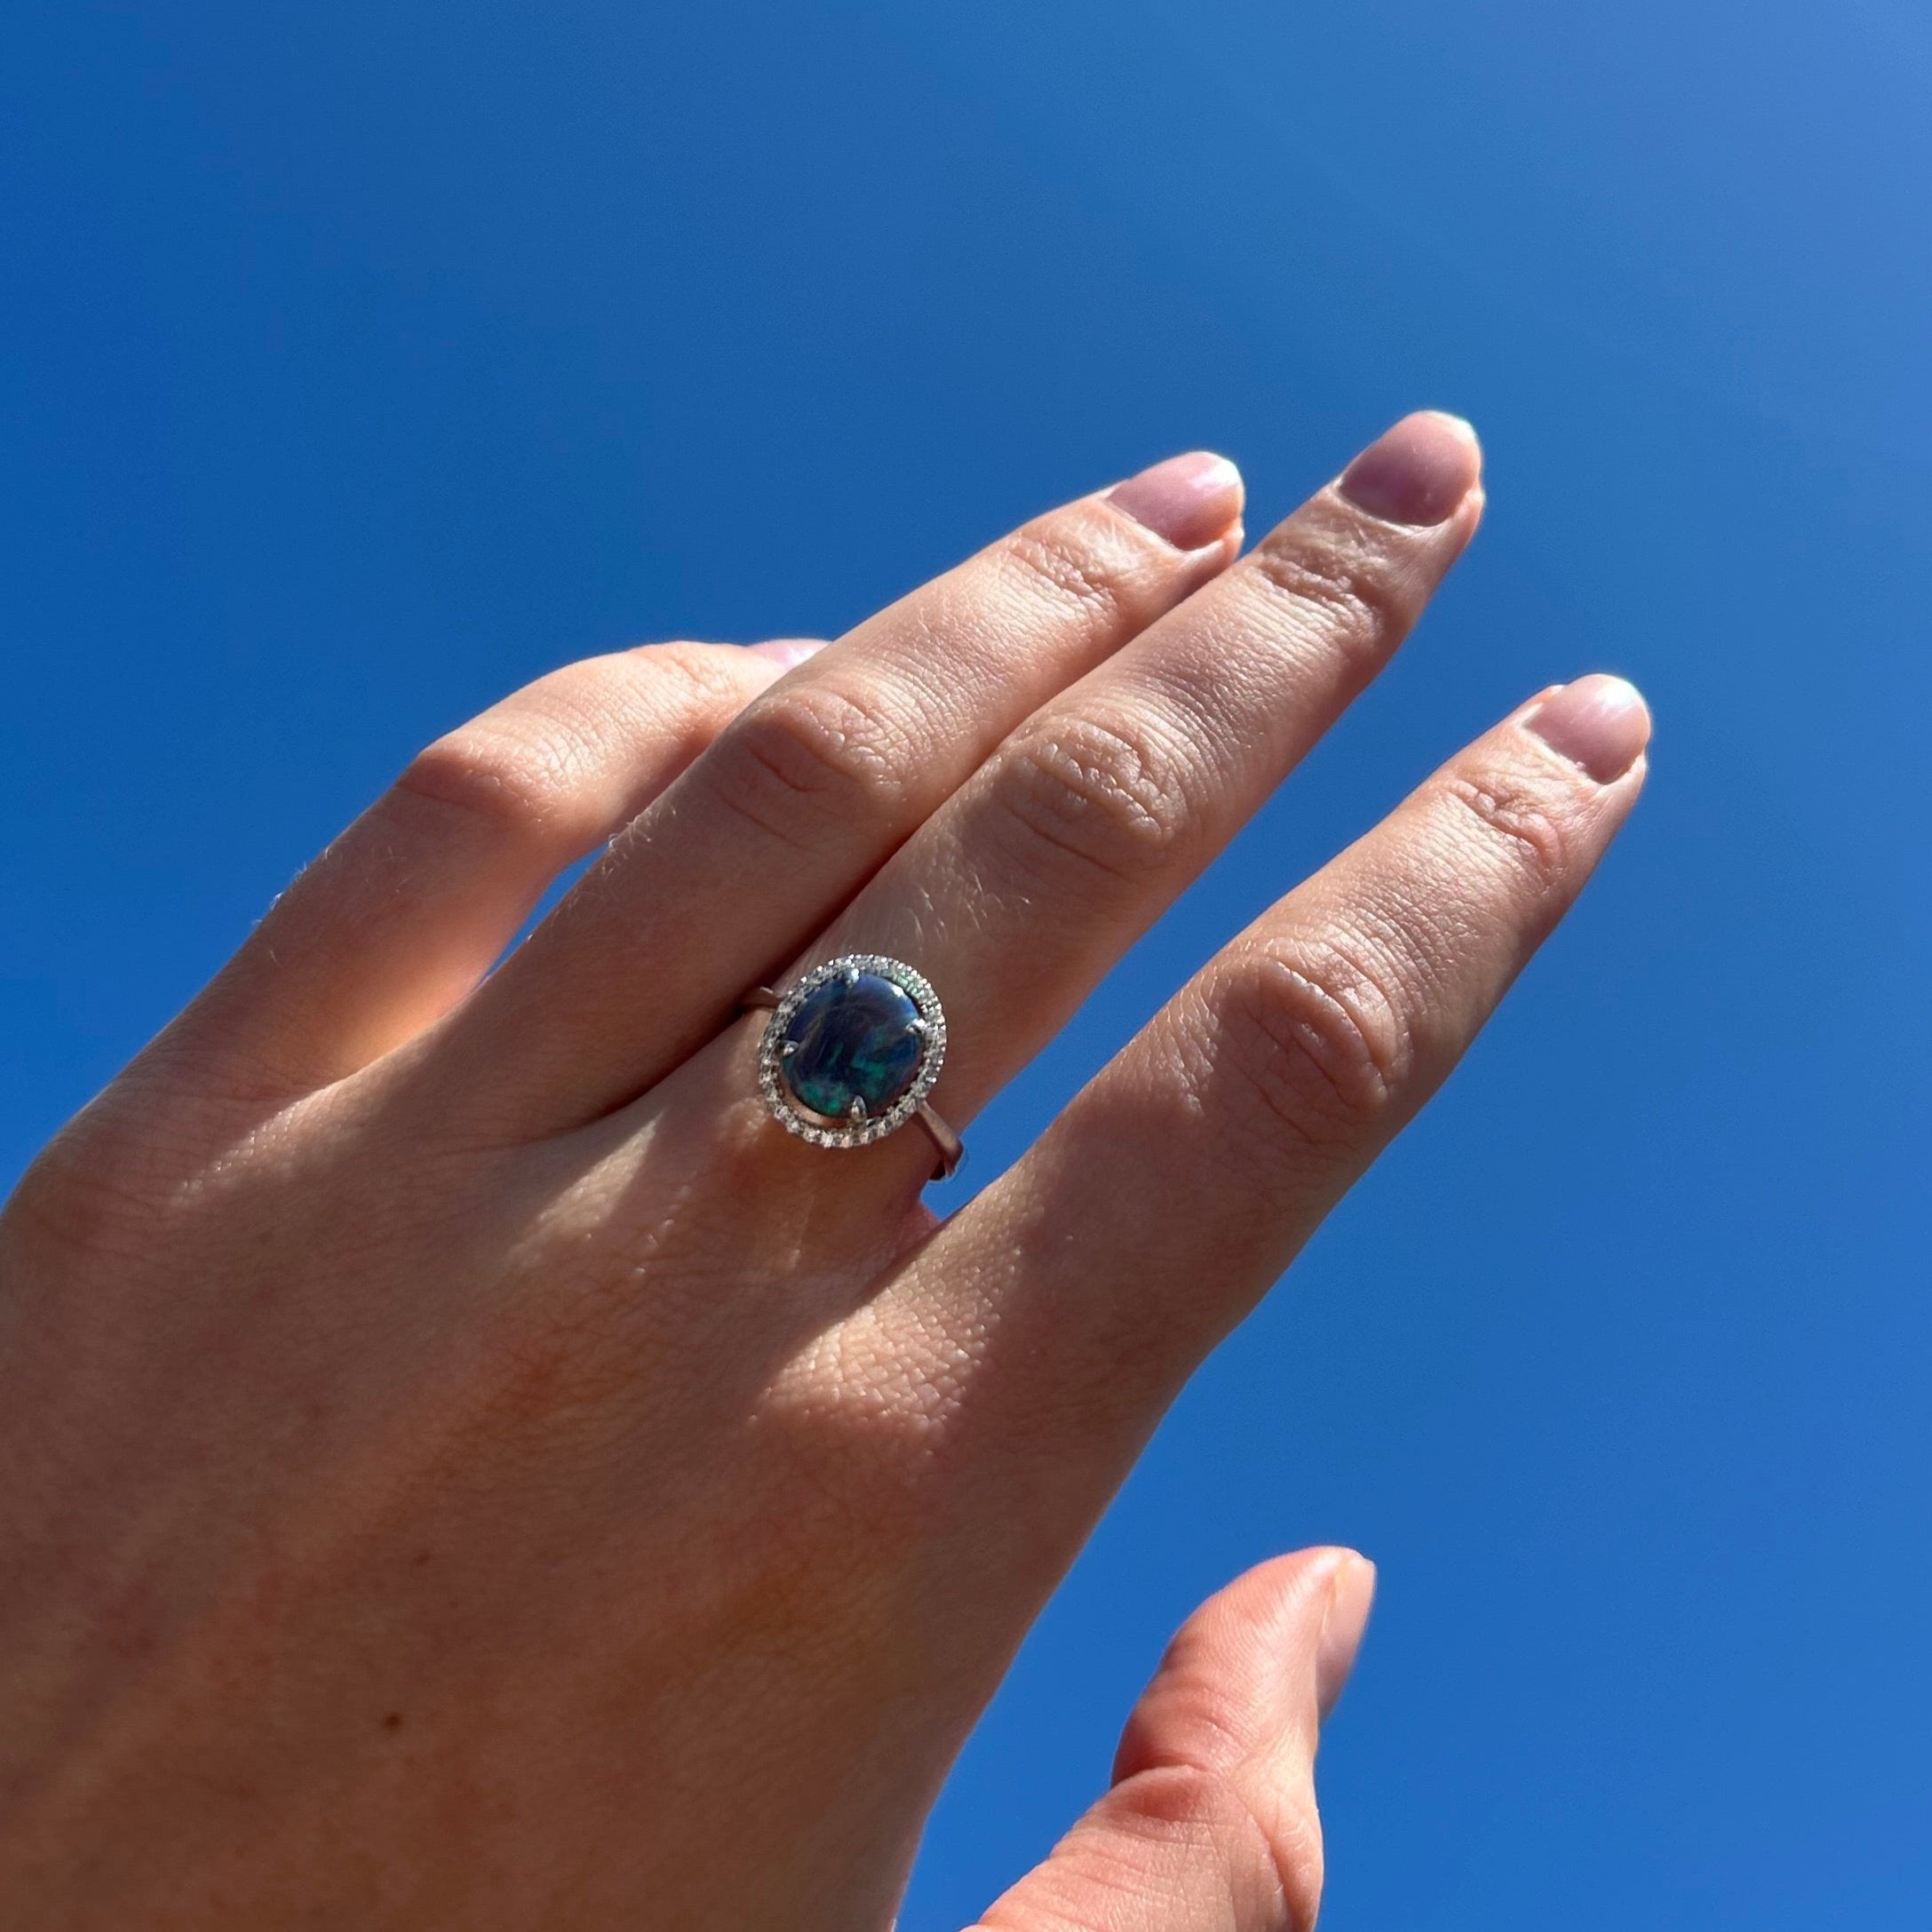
[[745, 954, 963, 1180]]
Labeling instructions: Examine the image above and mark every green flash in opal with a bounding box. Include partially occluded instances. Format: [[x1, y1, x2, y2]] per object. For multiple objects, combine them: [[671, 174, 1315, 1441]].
[[779, 973, 925, 1121]]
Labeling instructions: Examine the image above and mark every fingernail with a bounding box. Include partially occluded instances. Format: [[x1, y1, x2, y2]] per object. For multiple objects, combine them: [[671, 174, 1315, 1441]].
[[747, 637, 830, 669], [1338, 411, 1482, 526], [1523, 673, 1652, 783], [1316, 1554, 1377, 1719], [1107, 450, 1244, 552]]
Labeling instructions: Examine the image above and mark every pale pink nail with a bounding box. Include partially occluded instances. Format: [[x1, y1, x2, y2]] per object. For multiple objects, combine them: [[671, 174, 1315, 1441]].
[[747, 637, 830, 669], [1107, 451, 1244, 551], [1316, 1554, 1378, 1719], [1338, 411, 1482, 526], [1524, 674, 1652, 782]]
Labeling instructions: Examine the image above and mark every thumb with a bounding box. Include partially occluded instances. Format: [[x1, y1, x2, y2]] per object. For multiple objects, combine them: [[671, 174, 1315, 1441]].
[[968, 1547, 1376, 1932]]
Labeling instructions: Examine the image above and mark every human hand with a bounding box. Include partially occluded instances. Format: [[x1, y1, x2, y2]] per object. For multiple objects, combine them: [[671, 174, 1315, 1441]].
[[0, 414, 1648, 1928]]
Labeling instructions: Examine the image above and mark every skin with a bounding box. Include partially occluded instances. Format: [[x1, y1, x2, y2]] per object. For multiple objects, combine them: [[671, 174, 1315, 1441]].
[[0, 413, 1650, 1930]]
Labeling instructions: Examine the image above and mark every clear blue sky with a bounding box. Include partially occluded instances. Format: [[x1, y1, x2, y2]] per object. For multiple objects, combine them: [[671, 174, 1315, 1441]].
[[4, 4, 1928, 1925]]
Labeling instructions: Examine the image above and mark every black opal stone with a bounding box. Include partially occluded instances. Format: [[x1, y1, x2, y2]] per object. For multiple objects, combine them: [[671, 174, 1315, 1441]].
[[780, 973, 924, 1122]]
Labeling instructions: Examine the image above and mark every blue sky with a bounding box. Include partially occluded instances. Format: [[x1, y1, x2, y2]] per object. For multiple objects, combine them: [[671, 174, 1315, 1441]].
[[4, 3, 1929, 1925]]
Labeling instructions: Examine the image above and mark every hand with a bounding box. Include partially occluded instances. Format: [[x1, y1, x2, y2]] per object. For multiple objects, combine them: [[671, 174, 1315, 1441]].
[[0, 414, 1648, 1929]]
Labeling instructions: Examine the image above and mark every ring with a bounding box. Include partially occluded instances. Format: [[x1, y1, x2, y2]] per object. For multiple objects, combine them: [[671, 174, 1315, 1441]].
[[744, 954, 964, 1180]]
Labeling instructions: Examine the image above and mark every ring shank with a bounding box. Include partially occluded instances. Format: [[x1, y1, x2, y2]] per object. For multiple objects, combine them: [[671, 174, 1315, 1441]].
[[913, 1101, 965, 1181], [743, 984, 963, 1181]]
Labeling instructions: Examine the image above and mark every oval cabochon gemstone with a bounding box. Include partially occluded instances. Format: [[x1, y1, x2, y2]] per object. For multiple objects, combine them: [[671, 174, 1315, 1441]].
[[780, 972, 924, 1122]]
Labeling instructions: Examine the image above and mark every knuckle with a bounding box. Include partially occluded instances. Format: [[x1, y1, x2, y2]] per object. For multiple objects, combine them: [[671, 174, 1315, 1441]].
[[619, 639, 771, 733], [396, 722, 579, 847], [1440, 768, 1571, 888], [1260, 1789, 1327, 1932], [1215, 941, 1408, 1152], [1104, 1765, 1324, 1932], [1244, 526, 1410, 672], [713, 680, 916, 840], [986, 713, 1196, 891], [629, 638, 763, 709], [393, 647, 761, 853], [5, 1092, 203, 1268], [998, 517, 1131, 631]]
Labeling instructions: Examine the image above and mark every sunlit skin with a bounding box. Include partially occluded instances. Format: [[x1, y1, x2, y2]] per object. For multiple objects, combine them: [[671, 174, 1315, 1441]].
[[0, 414, 1648, 1929]]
